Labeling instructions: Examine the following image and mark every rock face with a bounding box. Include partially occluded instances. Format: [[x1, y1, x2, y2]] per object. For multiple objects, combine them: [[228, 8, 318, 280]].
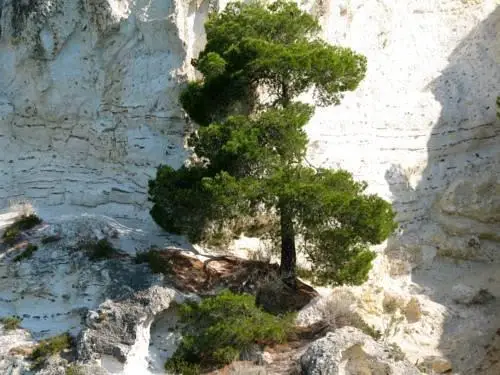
[[300, 327, 420, 375], [78, 285, 185, 374], [0, 215, 161, 339], [78, 285, 177, 362], [0, 0, 498, 228], [0, 327, 34, 374], [0, 0, 499, 374], [0, 214, 185, 374], [0, 0, 195, 222]]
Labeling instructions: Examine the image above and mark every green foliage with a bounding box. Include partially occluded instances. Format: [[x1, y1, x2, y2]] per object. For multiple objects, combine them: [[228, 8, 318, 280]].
[[65, 365, 84, 375], [3, 227, 20, 245], [387, 342, 406, 362], [181, 0, 366, 125], [30, 332, 73, 368], [165, 291, 295, 372], [353, 316, 382, 341], [196, 52, 227, 80], [13, 243, 38, 262], [149, 166, 216, 243], [134, 250, 151, 265], [2, 214, 42, 245], [150, 1, 396, 287], [1, 316, 22, 330], [296, 265, 314, 281], [82, 239, 118, 260], [190, 104, 313, 175], [165, 358, 201, 375]]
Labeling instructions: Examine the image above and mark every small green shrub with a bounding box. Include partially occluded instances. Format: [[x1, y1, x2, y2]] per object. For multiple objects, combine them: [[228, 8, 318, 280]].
[[13, 243, 38, 262], [66, 364, 84, 375], [2, 214, 42, 245], [387, 342, 406, 362], [416, 362, 429, 374], [354, 317, 382, 341], [1, 316, 22, 330], [30, 332, 73, 368], [134, 251, 150, 264], [164, 358, 201, 375], [2, 227, 20, 245], [165, 290, 295, 373], [82, 239, 117, 260], [382, 295, 400, 314]]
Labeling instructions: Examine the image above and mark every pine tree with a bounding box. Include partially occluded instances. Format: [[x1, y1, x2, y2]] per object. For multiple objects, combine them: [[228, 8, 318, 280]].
[[149, 1, 397, 287]]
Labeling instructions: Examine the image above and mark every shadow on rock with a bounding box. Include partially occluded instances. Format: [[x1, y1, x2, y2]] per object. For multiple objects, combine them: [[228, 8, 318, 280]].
[[384, 6, 500, 374]]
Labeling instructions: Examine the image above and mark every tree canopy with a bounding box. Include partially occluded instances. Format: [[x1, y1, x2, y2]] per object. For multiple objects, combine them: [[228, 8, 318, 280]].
[[149, 0, 397, 287], [180, 0, 367, 125]]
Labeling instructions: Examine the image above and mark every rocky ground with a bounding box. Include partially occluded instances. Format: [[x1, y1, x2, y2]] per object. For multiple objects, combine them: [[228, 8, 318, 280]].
[[0, 208, 498, 375]]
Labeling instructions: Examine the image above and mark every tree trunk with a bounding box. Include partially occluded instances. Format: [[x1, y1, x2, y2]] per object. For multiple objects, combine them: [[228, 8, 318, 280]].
[[279, 83, 295, 287], [279, 204, 297, 288]]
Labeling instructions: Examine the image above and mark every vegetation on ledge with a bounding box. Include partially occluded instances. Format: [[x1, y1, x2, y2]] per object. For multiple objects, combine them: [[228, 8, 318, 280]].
[[2, 214, 42, 245], [165, 290, 295, 374], [0, 316, 22, 331], [13, 243, 38, 262], [29, 332, 74, 368]]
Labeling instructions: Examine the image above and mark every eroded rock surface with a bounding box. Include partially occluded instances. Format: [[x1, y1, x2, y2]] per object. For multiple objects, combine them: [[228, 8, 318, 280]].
[[0, 0, 497, 228], [0, 0, 193, 221], [300, 327, 420, 375], [0, 327, 33, 374], [78, 285, 185, 374], [0, 0, 499, 374], [0, 215, 161, 339], [0, 214, 180, 374]]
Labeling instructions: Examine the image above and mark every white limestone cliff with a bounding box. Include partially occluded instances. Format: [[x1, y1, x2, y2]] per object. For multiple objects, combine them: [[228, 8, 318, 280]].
[[0, 0, 499, 374], [0, 0, 498, 229]]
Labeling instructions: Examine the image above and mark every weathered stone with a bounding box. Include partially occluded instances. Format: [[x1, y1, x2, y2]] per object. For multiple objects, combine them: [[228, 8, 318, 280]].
[[439, 175, 500, 225], [0, 327, 33, 374], [77, 285, 179, 362], [35, 356, 68, 375], [300, 327, 421, 375], [260, 352, 274, 366], [419, 355, 453, 374]]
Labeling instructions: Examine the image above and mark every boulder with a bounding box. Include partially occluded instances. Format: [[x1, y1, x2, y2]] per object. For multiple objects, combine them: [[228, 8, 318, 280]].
[[418, 356, 453, 374], [77, 285, 181, 362], [300, 327, 420, 375]]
